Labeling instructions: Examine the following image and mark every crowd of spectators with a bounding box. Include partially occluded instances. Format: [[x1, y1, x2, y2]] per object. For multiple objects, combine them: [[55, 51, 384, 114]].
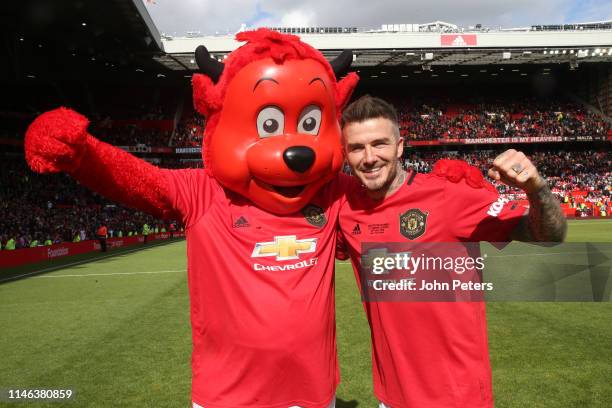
[[4, 95, 609, 149], [134, 97, 611, 147], [2, 92, 611, 251], [404, 149, 611, 216], [399, 98, 610, 142], [89, 120, 172, 146], [62, 110, 204, 148], [90, 97, 611, 147], [0, 156, 177, 250], [2, 143, 608, 251], [0, 109, 174, 147], [86, 109, 207, 148], [172, 113, 205, 147]]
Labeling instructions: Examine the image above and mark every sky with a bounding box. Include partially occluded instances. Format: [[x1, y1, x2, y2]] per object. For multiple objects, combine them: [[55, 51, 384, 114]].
[[143, 0, 612, 36]]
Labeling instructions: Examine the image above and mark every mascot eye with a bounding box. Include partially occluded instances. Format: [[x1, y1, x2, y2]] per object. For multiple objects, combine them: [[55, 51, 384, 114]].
[[298, 105, 322, 135], [257, 106, 284, 138]]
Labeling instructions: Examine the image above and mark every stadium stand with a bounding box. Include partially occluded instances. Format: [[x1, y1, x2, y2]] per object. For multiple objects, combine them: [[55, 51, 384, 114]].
[[2, 82, 610, 252], [398, 97, 610, 141], [404, 149, 611, 217], [0, 155, 178, 250], [172, 110, 206, 148], [2, 4, 611, 253], [2, 137, 609, 251]]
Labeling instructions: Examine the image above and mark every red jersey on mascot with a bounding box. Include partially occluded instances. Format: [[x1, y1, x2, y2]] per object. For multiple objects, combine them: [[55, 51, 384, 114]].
[[25, 29, 358, 408]]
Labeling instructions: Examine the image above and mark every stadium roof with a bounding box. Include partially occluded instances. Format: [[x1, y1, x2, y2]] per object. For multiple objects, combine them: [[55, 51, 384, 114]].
[[3, 0, 164, 80], [158, 29, 612, 71], [4, 2, 611, 81]]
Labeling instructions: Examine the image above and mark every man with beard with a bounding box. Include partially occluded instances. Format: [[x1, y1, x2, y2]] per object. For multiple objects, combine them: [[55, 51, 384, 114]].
[[337, 95, 566, 408]]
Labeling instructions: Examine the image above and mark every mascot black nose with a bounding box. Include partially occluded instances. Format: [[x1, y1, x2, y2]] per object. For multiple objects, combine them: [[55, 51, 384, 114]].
[[283, 146, 315, 173]]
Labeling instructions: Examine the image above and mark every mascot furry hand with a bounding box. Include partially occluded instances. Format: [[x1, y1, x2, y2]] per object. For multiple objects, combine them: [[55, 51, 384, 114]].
[[25, 29, 358, 407]]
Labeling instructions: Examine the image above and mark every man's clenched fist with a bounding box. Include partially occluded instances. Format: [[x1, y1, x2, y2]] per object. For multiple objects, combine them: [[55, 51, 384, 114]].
[[488, 149, 547, 195]]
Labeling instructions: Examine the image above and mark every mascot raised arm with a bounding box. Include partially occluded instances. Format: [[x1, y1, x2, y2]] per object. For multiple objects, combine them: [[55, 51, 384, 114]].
[[25, 29, 358, 408]]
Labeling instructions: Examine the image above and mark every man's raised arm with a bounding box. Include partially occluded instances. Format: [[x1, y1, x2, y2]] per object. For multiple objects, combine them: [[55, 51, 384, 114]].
[[488, 149, 567, 242]]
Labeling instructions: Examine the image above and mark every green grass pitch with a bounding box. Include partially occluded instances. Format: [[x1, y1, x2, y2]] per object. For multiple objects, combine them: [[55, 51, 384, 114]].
[[0, 219, 610, 407]]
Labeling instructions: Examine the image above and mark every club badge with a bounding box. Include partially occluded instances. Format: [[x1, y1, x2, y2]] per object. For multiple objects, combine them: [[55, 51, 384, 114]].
[[399, 208, 428, 240], [302, 204, 327, 228]]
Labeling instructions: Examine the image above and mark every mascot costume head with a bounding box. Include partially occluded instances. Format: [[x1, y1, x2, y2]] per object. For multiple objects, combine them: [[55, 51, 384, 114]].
[[191, 28, 358, 214]]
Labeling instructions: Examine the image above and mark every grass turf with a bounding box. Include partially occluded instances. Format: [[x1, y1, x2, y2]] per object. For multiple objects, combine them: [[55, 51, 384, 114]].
[[0, 219, 610, 407]]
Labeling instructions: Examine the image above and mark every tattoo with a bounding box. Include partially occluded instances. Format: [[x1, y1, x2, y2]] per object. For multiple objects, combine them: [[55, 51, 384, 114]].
[[389, 166, 407, 192], [511, 183, 567, 242]]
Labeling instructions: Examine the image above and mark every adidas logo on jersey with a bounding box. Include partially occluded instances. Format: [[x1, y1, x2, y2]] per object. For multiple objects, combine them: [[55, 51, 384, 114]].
[[352, 224, 361, 235], [233, 216, 250, 228]]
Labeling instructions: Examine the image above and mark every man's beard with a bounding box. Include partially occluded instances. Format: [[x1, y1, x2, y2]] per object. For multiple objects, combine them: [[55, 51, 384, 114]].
[[367, 162, 400, 193]]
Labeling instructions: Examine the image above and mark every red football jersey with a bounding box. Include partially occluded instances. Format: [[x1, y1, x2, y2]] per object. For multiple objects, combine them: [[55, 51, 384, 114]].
[[162, 169, 347, 408], [339, 169, 525, 408]]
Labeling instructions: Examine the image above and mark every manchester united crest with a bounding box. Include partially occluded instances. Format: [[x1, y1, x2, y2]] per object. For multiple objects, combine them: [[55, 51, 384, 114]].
[[399, 208, 428, 240], [302, 204, 327, 228]]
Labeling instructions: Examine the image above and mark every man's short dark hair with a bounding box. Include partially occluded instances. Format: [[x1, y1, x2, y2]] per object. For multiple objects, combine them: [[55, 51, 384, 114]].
[[341, 95, 399, 129]]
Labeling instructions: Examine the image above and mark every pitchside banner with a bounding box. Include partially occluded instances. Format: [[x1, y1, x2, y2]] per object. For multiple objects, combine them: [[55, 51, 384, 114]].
[[175, 147, 202, 154], [463, 136, 564, 144], [409, 135, 609, 146], [0, 232, 185, 269], [359, 242, 611, 302]]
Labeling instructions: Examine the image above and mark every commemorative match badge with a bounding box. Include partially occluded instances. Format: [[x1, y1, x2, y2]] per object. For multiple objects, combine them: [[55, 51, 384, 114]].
[[399, 208, 428, 240], [302, 204, 327, 228]]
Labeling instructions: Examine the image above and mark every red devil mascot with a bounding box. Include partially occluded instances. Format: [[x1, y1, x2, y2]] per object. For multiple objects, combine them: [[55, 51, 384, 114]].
[[25, 29, 358, 407]]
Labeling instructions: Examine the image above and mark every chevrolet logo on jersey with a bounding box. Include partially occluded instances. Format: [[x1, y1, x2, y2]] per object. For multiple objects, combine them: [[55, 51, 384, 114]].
[[252, 235, 318, 261]]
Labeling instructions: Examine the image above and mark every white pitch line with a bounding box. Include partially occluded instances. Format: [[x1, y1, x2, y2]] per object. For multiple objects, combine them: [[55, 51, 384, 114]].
[[336, 249, 612, 263], [568, 220, 612, 225], [33, 269, 186, 278], [487, 250, 612, 258], [0, 240, 183, 283], [4, 244, 609, 282]]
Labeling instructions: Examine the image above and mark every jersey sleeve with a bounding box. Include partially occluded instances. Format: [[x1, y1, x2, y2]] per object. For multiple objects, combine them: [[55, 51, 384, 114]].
[[161, 168, 218, 229], [335, 228, 350, 260], [329, 172, 355, 205], [446, 177, 526, 243]]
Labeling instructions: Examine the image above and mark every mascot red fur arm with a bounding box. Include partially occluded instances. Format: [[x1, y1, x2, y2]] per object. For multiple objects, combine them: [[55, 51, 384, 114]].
[[431, 158, 498, 193], [25, 108, 173, 218]]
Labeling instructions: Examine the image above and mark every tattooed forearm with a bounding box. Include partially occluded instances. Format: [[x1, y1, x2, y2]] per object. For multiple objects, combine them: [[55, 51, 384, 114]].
[[511, 184, 567, 242]]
